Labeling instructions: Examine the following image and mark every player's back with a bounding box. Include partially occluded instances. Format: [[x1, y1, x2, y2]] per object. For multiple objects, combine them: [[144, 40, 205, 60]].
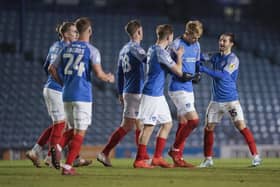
[[142, 45, 170, 96], [118, 41, 146, 94], [211, 52, 239, 102], [169, 37, 200, 92], [44, 41, 67, 92], [61, 41, 100, 102]]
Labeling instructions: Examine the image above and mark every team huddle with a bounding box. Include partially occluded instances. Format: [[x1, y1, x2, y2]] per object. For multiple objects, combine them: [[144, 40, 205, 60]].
[[25, 17, 261, 175]]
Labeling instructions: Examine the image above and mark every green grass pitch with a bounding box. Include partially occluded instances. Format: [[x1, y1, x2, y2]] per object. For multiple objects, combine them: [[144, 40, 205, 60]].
[[0, 158, 279, 187]]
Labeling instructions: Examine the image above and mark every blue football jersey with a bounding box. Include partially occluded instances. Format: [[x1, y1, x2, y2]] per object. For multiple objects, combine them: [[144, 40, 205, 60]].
[[55, 41, 101, 102], [142, 45, 176, 96], [168, 37, 200, 92], [117, 41, 146, 94], [210, 52, 239, 102], [44, 41, 68, 92]]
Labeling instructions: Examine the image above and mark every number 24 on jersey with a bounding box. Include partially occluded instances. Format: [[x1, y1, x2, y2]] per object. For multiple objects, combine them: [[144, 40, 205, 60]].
[[63, 53, 85, 76]]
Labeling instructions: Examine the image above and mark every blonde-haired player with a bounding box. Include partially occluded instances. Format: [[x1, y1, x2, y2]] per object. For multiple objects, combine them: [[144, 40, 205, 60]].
[[168, 20, 203, 167]]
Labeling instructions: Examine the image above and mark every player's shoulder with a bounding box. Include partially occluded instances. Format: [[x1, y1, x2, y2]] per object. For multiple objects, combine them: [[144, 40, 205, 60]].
[[155, 45, 170, 60], [172, 37, 182, 48], [194, 41, 200, 48], [155, 45, 166, 54], [50, 41, 59, 49], [49, 41, 65, 53], [147, 44, 157, 52], [130, 42, 146, 55], [85, 42, 100, 55], [146, 45, 154, 55], [228, 52, 239, 63], [228, 52, 238, 59]]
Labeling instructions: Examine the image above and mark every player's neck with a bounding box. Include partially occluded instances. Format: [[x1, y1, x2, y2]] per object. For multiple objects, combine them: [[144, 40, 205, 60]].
[[221, 50, 231, 56], [182, 33, 190, 44], [61, 39, 70, 44], [78, 34, 90, 42], [131, 38, 140, 44], [156, 40, 168, 49]]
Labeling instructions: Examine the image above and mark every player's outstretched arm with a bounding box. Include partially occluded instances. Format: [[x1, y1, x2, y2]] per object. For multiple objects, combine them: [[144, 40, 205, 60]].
[[92, 63, 115, 83], [199, 65, 229, 79]]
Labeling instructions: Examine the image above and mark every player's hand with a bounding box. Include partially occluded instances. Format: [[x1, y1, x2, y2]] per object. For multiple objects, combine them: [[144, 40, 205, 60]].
[[118, 95, 124, 106], [175, 46, 184, 58], [107, 73, 115, 83], [192, 73, 201, 84], [179, 72, 194, 82], [196, 61, 203, 66]]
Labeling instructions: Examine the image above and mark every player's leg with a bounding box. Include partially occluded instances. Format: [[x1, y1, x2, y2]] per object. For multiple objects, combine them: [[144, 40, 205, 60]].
[[171, 111, 199, 155], [168, 91, 199, 167], [97, 117, 135, 167], [62, 129, 86, 175], [134, 95, 161, 168], [26, 88, 64, 168], [151, 122, 173, 168], [97, 93, 141, 166], [124, 93, 143, 147], [150, 97, 173, 168], [41, 88, 66, 169], [49, 119, 66, 168], [135, 119, 142, 146], [50, 102, 73, 169], [229, 101, 261, 166], [199, 101, 222, 168], [62, 102, 92, 175], [168, 114, 198, 167], [133, 124, 154, 168], [198, 123, 216, 168], [26, 126, 53, 168], [235, 120, 259, 156]]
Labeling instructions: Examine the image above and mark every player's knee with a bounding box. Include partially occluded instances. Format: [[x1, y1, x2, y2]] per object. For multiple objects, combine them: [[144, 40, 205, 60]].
[[121, 119, 135, 132], [205, 124, 215, 131], [188, 118, 199, 129], [234, 120, 246, 130]]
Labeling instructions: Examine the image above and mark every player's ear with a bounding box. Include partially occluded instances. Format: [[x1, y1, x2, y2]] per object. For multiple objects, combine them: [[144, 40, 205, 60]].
[[166, 35, 170, 41]]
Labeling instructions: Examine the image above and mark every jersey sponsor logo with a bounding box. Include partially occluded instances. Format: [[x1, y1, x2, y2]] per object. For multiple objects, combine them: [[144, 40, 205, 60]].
[[184, 57, 196, 63]]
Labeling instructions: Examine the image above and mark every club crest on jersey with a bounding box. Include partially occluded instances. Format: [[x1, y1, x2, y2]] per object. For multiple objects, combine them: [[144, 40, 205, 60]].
[[150, 116, 157, 122], [185, 103, 191, 109]]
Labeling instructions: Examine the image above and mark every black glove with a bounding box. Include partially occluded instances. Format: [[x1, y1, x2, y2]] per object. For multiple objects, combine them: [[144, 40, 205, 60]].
[[179, 72, 194, 82], [192, 73, 201, 84]]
